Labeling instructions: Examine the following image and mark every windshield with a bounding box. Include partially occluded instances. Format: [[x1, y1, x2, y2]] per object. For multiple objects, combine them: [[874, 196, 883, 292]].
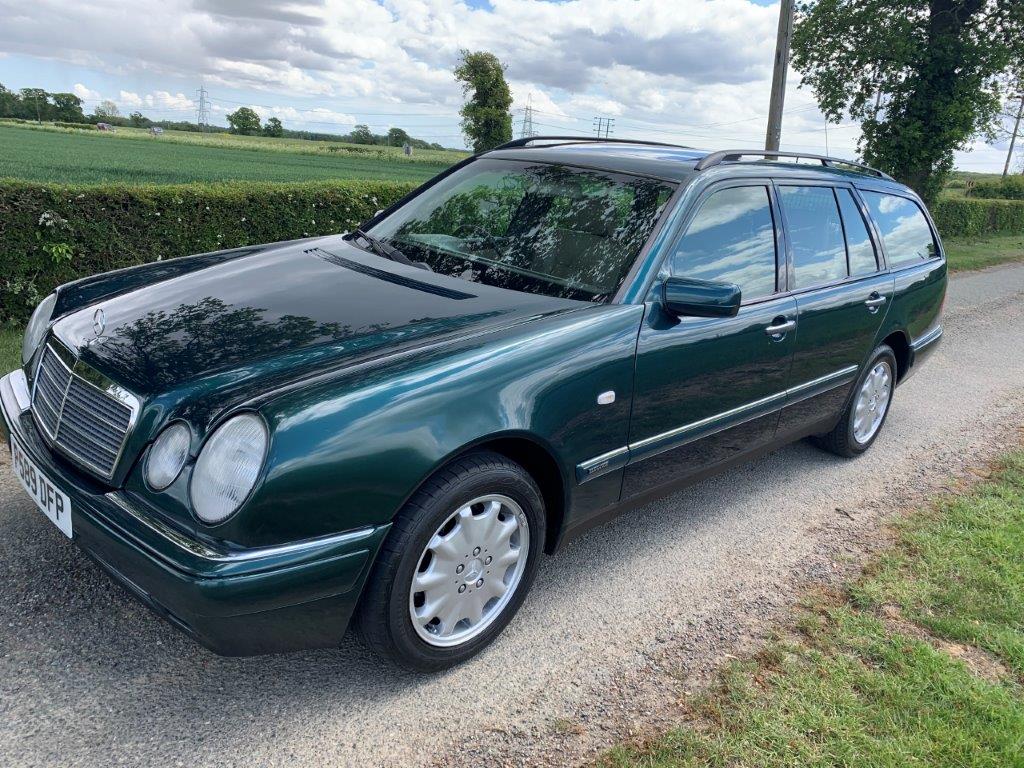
[[369, 158, 675, 302]]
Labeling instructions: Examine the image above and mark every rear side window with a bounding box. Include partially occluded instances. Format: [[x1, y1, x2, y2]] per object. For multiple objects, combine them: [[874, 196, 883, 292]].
[[671, 185, 777, 301], [861, 191, 937, 267], [777, 186, 847, 289], [836, 189, 878, 276]]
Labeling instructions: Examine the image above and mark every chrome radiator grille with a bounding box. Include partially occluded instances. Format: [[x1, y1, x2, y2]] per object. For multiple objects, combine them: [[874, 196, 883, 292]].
[[31, 343, 138, 479]]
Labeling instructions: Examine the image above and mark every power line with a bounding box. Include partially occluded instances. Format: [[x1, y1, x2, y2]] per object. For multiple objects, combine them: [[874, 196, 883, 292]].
[[592, 116, 615, 139], [519, 94, 537, 139], [196, 83, 209, 132]]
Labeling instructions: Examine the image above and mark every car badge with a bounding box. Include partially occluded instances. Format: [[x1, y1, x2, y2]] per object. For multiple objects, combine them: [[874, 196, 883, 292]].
[[92, 308, 106, 337]]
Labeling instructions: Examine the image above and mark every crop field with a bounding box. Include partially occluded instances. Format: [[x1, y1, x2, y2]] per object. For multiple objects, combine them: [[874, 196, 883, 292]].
[[0, 122, 458, 185]]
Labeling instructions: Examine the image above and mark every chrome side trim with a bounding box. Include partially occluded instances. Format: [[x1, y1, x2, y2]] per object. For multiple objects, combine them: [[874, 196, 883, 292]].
[[575, 445, 630, 484], [104, 492, 378, 566], [624, 365, 860, 466], [911, 324, 942, 352], [629, 389, 789, 462], [784, 364, 858, 406]]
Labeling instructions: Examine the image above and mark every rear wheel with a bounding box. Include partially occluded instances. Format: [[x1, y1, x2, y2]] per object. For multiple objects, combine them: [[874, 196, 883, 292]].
[[356, 451, 545, 671], [814, 344, 896, 458]]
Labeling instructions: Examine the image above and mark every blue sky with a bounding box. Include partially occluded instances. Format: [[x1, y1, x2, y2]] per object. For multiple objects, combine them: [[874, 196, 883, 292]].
[[0, 0, 1012, 171]]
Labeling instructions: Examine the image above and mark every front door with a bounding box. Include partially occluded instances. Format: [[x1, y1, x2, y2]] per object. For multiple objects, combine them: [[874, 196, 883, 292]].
[[773, 183, 892, 439], [623, 182, 797, 499]]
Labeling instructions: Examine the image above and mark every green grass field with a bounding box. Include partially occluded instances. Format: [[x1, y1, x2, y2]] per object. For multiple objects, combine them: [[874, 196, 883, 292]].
[[604, 454, 1024, 768], [0, 122, 455, 185]]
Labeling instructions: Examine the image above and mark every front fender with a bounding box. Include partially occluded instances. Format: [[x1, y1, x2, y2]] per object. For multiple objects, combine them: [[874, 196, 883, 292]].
[[219, 305, 644, 548]]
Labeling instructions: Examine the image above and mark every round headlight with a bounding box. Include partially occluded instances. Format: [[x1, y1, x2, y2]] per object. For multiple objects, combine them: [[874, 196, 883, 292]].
[[22, 292, 57, 365], [145, 422, 191, 491], [190, 413, 268, 525]]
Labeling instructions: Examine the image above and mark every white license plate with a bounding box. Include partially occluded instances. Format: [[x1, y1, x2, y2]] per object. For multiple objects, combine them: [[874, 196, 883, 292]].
[[10, 435, 73, 538]]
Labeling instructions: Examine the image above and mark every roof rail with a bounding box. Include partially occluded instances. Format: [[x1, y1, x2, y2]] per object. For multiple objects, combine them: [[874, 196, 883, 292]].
[[694, 149, 893, 180], [489, 135, 689, 152]]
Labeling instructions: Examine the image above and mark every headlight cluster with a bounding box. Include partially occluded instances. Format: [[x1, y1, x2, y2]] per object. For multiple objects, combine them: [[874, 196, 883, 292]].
[[145, 422, 191, 490], [146, 413, 268, 526], [22, 292, 57, 365], [190, 414, 268, 524]]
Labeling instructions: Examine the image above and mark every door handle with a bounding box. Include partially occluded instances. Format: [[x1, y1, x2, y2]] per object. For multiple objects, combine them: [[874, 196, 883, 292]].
[[864, 293, 887, 311], [764, 318, 796, 337]]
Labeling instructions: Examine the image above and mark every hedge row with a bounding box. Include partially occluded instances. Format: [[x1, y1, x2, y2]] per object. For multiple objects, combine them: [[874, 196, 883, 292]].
[[0, 179, 416, 322], [968, 175, 1024, 201], [2, 178, 1023, 323], [931, 196, 1024, 238]]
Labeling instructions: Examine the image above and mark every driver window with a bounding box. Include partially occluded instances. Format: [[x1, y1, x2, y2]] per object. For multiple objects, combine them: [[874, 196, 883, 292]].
[[671, 186, 778, 301]]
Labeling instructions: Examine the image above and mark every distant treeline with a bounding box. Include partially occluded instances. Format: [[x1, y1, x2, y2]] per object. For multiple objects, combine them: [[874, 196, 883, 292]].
[[0, 83, 450, 149]]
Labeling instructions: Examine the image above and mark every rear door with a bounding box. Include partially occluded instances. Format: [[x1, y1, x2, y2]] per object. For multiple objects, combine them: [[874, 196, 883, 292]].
[[774, 182, 893, 440], [623, 181, 798, 498]]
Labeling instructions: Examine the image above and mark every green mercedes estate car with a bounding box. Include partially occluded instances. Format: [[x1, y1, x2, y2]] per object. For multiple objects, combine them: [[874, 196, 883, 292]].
[[1, 139, 945, 670]]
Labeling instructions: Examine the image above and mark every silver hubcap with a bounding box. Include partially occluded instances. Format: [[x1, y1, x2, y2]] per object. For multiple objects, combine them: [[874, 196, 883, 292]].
[[409, 494, 529, 647], [853, 360, 892, 444]]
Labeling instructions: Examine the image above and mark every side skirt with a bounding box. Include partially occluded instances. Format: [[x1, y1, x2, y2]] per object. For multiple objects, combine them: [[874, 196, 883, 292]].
[[551, 416, 836, 554]]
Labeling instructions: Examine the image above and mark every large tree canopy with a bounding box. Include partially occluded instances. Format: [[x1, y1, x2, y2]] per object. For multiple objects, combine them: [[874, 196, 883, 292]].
[[792, 0, 1024, 203], [454, 50, 513, 153], [226, 106, 261, 135]]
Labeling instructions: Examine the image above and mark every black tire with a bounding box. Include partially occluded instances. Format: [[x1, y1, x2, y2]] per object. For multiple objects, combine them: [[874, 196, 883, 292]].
[[355, 450, 545, 672], [814, 344, 898, 458]]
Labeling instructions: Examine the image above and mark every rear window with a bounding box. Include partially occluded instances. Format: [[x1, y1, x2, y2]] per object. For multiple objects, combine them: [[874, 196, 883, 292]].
[[861, 191, 937, 267], [777, 185, 847, 289], [836, 189, 878, 276]]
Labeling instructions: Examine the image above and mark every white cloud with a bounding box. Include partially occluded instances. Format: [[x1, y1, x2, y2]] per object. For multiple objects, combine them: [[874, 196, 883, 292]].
[[0, 0, 1008, 167], [250, 104, 357, 128], [143, 90, 195, 110], [118, 90, 143, 107], [72, 82, 100, 101]]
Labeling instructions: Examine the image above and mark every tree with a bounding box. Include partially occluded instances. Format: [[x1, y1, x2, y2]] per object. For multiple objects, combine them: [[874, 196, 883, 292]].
[[0, 83, 20, 118], [454, 50, 513, 152], [792, 0, 1024, 203], [349, 124, 374, 144], [93, 99, 120, 120], [226, 107, 261, 135], [262, 116, 284, 137], [387, 126, 411, 146], [20, 88, 50, 122], [50, 93, 85, 123], [129, 111, 151, 128]]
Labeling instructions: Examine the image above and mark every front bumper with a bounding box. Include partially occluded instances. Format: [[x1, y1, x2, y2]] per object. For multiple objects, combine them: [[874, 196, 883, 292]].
[[1, 369, 389, 656]]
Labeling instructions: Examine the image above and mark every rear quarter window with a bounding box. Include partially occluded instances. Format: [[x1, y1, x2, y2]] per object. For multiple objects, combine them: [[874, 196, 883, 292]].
[[861, 191, 937, 268]]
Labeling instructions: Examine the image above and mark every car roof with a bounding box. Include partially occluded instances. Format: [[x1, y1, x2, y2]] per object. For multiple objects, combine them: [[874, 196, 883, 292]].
[[483, 138, 906, 190]]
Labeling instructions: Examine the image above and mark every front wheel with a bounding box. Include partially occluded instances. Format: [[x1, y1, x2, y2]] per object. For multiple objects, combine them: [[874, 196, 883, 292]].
[[814, 344, 897, 458], [356, 451, 545, 671]]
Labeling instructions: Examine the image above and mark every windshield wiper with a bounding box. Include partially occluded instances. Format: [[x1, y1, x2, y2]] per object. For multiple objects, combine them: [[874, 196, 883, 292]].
[[346, 229, 429, 270]]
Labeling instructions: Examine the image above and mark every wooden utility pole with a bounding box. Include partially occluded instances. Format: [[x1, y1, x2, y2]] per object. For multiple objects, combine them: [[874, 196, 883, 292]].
[[765, 0, 796, 151], [1004, 90, 1024, 177]]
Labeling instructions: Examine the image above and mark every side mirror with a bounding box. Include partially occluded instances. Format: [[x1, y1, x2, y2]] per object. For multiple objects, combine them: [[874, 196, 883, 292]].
[[662, 276, 741, 318]]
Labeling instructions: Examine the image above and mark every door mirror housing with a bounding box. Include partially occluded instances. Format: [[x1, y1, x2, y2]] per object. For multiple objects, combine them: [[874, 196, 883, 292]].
[[662, 276, 742, 318]]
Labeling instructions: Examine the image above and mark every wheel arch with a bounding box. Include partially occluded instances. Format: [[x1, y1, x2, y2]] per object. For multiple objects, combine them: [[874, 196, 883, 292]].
[[400, 431, 569, 555], [880, 329, 911, 383]]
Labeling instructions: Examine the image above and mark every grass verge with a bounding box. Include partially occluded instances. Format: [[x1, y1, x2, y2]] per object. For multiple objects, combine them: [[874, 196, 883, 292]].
[[944, 232, 1024, 272], [602, 452, 1024, 768], [0, 326, 20, 375]]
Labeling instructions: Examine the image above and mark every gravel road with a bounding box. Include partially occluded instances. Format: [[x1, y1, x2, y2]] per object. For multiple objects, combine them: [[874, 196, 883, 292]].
[[2, 263, 1024, 768]]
